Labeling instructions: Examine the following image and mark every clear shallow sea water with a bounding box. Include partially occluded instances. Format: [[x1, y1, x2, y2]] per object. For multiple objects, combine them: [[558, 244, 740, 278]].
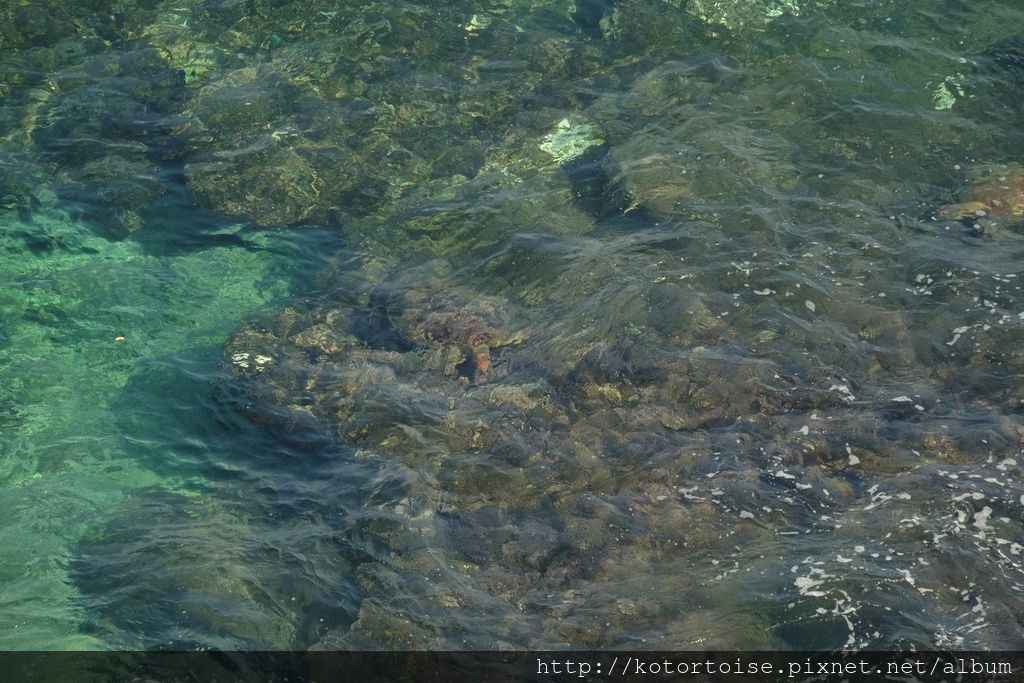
[[2, 0, 1024, 651]]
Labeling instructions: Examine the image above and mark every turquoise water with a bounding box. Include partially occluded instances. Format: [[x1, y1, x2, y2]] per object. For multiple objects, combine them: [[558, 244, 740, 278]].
[[0, 204, 332, 647], [2, 0, 1024, 650]]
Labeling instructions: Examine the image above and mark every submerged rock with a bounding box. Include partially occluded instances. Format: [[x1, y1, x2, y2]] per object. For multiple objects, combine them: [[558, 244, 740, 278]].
[[27, 47, 187, 234], [210, 199, 1024, 647], [0, 0, 617, 238], [219, 249, 975, 648], [71, 490, 303, 649], [154, 0, 602, 231], [608, 117, 798, 219], [936, 163, 1024, 234]]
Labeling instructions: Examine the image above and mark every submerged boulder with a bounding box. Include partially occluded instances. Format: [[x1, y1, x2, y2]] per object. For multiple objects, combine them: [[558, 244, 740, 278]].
[[27, 46, 187, 233], [180, 64, 398, 226], [936, 163, 1024, 235], [608, 117, 798, 219]]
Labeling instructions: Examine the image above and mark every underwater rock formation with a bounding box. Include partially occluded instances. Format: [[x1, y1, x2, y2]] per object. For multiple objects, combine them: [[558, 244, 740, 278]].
[[0, 2, 192, 234], [220, 261, 793, 646], [163, 0, 606, 231], [936, 163, 1024, 234], [21, 45, 187, 233], [217, 244, 1024, 648]]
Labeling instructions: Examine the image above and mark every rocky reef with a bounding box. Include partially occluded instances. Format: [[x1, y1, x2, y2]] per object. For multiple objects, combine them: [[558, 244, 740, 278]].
[[5, 0, 1024, 652], [217, 236, 1024, 647]]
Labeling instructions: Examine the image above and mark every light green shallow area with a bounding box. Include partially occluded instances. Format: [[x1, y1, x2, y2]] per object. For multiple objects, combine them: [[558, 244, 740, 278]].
[[0, 207, 297, 648]]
